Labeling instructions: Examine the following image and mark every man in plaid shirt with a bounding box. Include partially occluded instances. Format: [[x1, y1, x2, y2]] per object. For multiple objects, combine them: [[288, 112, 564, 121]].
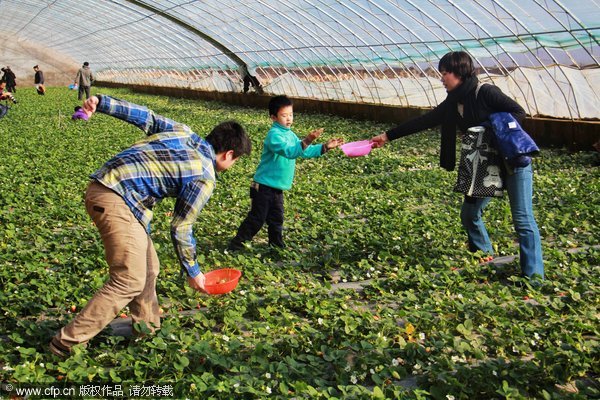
[[50, 94, 251, 357]]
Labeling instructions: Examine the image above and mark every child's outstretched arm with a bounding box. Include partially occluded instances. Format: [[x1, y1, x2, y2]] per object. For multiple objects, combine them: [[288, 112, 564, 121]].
[[301, 128, 323, 148]]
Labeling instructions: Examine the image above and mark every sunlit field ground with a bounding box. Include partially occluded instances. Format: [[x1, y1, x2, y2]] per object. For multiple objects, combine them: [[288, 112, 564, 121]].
[[0, 87, 598, 399]]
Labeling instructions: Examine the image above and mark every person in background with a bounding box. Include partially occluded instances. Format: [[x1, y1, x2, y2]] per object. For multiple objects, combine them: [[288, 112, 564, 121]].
[[74, 61, 94, 100], [71, 106, 89, 120], [370, 51, 544, 280], [34, 65, 45, 95], [240, 64, 263, 94], [1, 66, 17, 93], [49, 94, 252, 358], [0, 79, 16, 103], [228, 95, 343, 250], [0, 80, 9, 119]]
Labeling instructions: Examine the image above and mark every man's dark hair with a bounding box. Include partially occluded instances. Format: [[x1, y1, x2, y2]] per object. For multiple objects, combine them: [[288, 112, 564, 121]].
[[83, 62, 89, 66], [205, 120, 251, 158], [438, 51, 475, 81], [268, 95, 293, 117]]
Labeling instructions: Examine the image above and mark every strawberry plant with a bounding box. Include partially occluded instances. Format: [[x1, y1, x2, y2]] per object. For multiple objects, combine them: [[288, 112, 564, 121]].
[[0, 87, 598, 399]]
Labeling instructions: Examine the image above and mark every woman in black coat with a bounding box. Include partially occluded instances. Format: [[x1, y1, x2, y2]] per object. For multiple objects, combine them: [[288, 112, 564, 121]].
[[371, 51, 544, 280], [1, 66, 17, 93]]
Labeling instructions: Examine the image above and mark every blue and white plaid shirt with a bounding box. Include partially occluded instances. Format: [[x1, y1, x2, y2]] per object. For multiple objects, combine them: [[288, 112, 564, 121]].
[[91, 95, 217, 277]]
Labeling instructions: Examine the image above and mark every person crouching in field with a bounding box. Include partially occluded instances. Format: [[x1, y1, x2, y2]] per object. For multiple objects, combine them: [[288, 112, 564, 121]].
[[50, 94, 252, 357], [228, 95, 343, 250]]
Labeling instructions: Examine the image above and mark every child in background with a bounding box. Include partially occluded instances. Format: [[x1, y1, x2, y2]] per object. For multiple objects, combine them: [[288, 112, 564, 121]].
[[0, 79, 16, 103], [72, 106, 90, 121], [229, 95, 343, 250]]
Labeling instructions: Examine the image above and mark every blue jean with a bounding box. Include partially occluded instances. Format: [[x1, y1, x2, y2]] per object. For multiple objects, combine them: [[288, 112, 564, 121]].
[[460, 164, 544, 279]]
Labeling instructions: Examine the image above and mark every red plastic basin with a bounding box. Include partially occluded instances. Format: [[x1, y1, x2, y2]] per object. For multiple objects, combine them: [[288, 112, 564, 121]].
[[204, 268, 242, 295]]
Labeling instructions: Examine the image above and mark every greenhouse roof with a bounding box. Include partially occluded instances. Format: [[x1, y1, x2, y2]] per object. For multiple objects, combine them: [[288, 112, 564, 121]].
[[1, 0, 599, 119]]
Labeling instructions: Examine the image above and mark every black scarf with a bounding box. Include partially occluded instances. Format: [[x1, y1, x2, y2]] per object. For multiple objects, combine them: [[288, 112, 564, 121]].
[[439, 76, 478, 171]]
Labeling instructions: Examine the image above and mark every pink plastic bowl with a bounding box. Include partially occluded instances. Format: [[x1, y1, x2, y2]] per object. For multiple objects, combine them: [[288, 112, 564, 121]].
[[204, 268, 242, 295], [341, 140, 373, 157]]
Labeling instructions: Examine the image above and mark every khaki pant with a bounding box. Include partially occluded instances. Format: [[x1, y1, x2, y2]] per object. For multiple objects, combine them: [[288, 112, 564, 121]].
[[54, 182, 160, 348]]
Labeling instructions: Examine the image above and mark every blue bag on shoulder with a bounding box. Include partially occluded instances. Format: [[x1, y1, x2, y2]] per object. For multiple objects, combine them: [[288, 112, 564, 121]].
[[488, 112, 539, 167]]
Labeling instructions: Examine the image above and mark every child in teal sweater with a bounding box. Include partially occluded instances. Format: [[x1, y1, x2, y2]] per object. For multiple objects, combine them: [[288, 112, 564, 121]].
[[229, 95, 342, 250]]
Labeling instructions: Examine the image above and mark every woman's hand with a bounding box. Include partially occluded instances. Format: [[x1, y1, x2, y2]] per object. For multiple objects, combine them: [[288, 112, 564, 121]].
[[370, 132, 389, 148], [188, 272, 207, 294]]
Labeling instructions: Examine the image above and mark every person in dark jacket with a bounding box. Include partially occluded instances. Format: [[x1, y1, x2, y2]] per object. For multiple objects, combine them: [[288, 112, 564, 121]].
[[34, 65, 45, 95], [1, 66, 17, 93], [240, 64, 263, 94], [371, 51, 544, 280], [74, 62, 94, 100]]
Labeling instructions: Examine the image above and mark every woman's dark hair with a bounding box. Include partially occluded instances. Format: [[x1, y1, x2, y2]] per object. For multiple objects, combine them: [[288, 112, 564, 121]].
[[268, 95, 293, 117], [205, 120, 252, 158], [438, 51, 475, 80]]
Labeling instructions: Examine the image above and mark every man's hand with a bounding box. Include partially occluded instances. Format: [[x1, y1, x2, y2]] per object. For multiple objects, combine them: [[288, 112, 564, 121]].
[[370, 132, 389, 148], [188, 272, 207, 294], [82, 95, 99, 116], [325, 138, 344, 150]]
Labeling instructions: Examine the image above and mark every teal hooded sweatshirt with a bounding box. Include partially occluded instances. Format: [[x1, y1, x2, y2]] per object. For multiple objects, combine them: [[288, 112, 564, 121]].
[[253, 122, 324, 191]]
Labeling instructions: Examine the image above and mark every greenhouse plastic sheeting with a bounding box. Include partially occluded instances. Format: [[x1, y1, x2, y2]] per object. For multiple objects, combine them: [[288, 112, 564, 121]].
[[0, 0, 598, 119]]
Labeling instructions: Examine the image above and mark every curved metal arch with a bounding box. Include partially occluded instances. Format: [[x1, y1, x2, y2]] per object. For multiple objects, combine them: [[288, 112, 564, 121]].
[[122, 0, 246, 68], [428, 1, 539, 115], [485, 0, 578, 118], [179, 1, 344, 96], [386, 0, 491, 104], [374, 0, 461, 105], [535, 0, 599, 66], [235, 0, 338, 96], [14, 0, 59, 38], [342, 0, 440, 107], [174, 1, 314, 88], [467, 0, 542, 114], [292, 0, 386, 102], [334, 1, 410, 105], [252, 0, 375, 99], [168, 2, 259, 67], [43, 0, 235, 73], [431, 0, 520, 77]]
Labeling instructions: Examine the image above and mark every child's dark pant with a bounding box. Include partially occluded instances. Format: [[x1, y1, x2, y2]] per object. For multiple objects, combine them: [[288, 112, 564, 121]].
[[231, 183, 285, 248]]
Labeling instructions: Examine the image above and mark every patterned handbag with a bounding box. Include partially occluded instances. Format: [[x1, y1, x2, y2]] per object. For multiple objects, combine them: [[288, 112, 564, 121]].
[[453, 126, 504, 198]]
